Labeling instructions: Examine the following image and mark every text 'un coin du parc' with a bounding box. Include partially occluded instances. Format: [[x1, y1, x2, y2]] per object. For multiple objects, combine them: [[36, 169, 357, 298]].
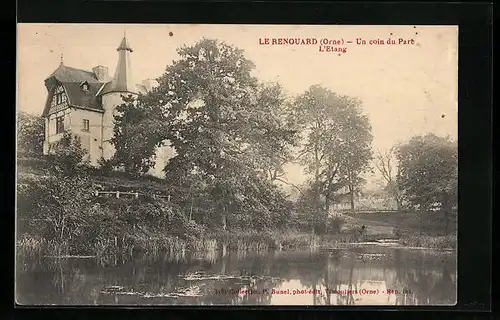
[[258, 37, 416, 54]]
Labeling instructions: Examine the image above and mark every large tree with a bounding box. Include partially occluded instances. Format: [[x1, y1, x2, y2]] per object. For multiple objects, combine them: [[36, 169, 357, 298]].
[[396, 134, 458, 214], [126, 38, 297, 231], [293, 85, 373, 228]]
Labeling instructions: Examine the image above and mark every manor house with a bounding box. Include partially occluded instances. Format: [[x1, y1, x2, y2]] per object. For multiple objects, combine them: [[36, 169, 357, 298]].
[[41, 35, 158, 166]]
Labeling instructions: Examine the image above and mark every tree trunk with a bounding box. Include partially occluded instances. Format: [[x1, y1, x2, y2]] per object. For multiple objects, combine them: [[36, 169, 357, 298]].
[[325, 253, 331, 305], [349, 186, 355, 213], [419, 208, 424, 236], [324, 195, 330, 233], [58, 259, 65, 295], [60, 215, 66, 256], [222, 211, 227, 231], [396, 197, 402, 212], [313, 143, 320, 236], [189, 197, 194, 221]]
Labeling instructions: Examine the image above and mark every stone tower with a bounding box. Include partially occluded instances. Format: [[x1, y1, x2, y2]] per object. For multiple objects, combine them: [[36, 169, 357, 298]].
[[100, 34, 139, 161]]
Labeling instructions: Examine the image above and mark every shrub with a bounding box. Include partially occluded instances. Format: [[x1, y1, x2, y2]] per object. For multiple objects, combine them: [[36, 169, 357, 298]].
[[97, 157, 114, 176], [46, 132, 89, 175]]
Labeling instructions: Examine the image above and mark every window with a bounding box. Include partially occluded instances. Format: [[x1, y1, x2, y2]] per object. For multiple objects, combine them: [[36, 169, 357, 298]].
[[56, 116, 64, 134], [82, 119, 90, 132], [53, 86, 67, 106], [54, 92, 67, 105]]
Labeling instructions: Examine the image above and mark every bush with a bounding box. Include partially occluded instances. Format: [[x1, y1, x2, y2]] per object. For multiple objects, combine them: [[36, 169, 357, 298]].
[[97, 157, 114, 176], [328, 215, 345, 233], [46, 132, 89, 175]]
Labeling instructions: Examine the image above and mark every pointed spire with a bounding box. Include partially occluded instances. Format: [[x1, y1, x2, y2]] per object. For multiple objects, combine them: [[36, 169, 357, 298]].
[[117, 30, 133, 52], [60, 52, 64, 65], [102, 34, 137, 94]]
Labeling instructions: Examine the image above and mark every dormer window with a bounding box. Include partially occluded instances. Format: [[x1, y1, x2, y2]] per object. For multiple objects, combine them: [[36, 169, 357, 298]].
[[80, 81, 90, 92]]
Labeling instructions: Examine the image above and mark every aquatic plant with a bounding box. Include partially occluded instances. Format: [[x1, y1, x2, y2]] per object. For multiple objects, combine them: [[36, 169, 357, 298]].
[[399, 234, 456, 250], [16, 234, 46, 259]]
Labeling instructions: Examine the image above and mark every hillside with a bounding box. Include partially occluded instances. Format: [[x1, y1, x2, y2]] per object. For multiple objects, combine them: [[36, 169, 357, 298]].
[[17, 157, 174, 196]]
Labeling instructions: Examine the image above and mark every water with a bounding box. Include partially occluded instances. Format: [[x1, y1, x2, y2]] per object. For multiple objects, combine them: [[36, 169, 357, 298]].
[[16, 247, 456, 306]]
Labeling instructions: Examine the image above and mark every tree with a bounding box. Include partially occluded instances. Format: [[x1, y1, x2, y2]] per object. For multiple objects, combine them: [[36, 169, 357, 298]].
[[246, 82, 300, 183], [293, 85, 373, 229], [17, 111, 45, 157], [396, 134, 457, 218], [109, 94, 167, 176], [374, 147, 403, 211], [139, 38, 296, 231]]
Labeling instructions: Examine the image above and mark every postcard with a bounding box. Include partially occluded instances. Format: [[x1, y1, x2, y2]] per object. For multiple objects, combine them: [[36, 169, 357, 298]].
[[16, 23, 458, 306]]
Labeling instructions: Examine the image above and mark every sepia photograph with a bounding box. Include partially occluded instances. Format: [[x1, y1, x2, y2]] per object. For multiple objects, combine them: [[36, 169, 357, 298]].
[[16, 23, 458, 306]]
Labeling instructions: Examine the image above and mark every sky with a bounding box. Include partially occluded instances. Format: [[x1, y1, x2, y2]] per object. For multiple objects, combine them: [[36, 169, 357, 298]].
[[17, 24, 458, 189]]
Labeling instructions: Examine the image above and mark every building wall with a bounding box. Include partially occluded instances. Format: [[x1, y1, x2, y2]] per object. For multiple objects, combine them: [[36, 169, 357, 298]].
[[43, 108, 72, 154], [69, 108, 104, 166], [101, 92, 137, 161], [43, 108, 104, 165]]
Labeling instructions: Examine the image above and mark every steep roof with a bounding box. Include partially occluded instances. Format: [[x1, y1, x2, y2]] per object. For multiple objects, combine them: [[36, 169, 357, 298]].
[[41, 81, 104, 117], [117, 36, 133, 52], [45, 64, 101, 88], [100, 82, 147, 96], [42, 63, 105, 117], [100, 36, 137, 95]]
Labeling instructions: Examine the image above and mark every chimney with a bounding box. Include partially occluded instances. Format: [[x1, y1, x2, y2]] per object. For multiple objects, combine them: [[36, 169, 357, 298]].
[[93, 65, 109, 82], [142, 79, 159, 92]]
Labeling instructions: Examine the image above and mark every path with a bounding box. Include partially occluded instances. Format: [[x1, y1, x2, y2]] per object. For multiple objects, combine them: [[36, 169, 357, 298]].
[[343, 213, 406, 239]]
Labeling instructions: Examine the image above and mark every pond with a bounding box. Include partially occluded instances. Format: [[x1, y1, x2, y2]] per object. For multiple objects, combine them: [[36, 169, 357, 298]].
[[16, 246, 457, 306]]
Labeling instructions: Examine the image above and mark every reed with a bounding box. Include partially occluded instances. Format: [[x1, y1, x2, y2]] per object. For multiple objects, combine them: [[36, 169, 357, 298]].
[[399, 234, 457, 249], [16, 234, 46, 259], [189, 238, 218, 252], [16, 234, 71, 259]]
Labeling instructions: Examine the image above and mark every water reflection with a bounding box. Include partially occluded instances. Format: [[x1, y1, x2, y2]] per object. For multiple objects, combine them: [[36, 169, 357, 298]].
[[16, 247, 456, 306]]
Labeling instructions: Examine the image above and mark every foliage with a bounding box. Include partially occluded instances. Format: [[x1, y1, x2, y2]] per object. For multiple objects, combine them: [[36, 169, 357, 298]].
[[46, 132, 88, 175], [110, 94, 167, 176], [292, 85, 373, 226], [245, 82, 300, 182], [149, 38, 297, 230], [17, 111, 45, 157], [374, 147, 403, 211], [17, 173, 95, 254], [96, 157, 114, 176], [396, 134, 458, 212]]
